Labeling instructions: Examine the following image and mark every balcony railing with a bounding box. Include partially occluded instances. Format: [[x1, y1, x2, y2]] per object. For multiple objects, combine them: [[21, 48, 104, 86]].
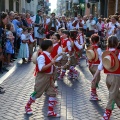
[[88, 0, 99, 3]]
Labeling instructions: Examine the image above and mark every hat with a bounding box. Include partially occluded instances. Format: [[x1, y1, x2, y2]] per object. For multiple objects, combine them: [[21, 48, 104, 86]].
[[31, 51, 38, 64], [102, 51, 119, 72], [86, 46, 98, 62], [70, 30, 78, 34], [62, 30, 70, 36], [51, 12, 56, 15], [79, 27, 83, 31], [31, 49, 42, 64]]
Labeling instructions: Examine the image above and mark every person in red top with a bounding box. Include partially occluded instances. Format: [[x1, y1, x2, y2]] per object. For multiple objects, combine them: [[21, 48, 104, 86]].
[[86, 34, 102, 101], [58, 30, 72, 79], [68, 30, 85, 79], [77, 27, 86, 63], [26, 13, 32, 27], [58, 28, 65, 44], [92, 36, 120, 120], [25, 40, 60, 117], [51, 33, 62, 87]]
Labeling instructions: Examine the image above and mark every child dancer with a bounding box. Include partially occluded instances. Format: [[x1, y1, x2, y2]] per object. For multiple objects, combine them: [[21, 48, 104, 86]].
[[58, 30, 72, 79], [58, 28, 65, 40], [18, 28, 29, 63], [69, 30, 85, 78], [76, 27, 86, 64], [86, 34, 102, 100], [51, 33, 62, 87], [46, 30, 55, 39], [25, 40, 60, 117], [5, 23, 15, 66], [28, 27, 36, 61], [92, 35, 120, 120]]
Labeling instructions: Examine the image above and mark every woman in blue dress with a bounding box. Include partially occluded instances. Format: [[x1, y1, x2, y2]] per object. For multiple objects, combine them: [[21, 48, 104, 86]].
[[6, 23, 15, 66]]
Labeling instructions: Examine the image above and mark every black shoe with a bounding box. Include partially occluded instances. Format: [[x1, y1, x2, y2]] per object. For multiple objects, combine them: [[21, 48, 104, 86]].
[[0, 87, 4, 89], [13, 57, 17, 59], [2, 67, 9, 72], [0, 88, 5, 94], [10, 59, 15, 62]]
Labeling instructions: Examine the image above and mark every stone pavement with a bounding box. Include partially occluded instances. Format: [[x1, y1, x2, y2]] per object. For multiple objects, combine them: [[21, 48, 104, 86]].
[[0, 59, 120, 120]]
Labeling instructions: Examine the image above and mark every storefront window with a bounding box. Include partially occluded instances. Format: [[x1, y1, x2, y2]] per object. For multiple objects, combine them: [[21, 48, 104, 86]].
[[0, 0, 5, 12]]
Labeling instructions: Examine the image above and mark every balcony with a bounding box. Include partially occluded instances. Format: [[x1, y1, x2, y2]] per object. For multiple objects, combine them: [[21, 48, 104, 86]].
[[72, 0, 79, 4], [79, 0, 85, 3], [88, 0, 99, 3]]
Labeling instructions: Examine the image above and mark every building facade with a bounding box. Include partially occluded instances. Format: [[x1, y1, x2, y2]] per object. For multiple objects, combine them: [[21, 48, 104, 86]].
[[57, 0, 85, 17], [0, 0, 51, 15], [57, 0, 66, 16], [86, 0, 120, 17]]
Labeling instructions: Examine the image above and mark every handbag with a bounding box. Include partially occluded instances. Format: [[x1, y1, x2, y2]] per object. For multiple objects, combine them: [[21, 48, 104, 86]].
[[37, 25, 45, 35]]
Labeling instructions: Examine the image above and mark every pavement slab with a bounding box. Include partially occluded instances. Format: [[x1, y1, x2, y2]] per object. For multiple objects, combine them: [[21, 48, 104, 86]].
[[0, 59, 119, 120]]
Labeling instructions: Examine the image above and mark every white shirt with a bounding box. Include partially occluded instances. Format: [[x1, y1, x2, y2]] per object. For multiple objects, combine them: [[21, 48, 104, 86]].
[[21, 34, 27, 41], [72, 20, 81, 29], [37, 51, 53, 74], [46, 18, 50, 24], [53, 43, 62, 62], [74, 40, 83, 50], [97, 21, 104, 31], [64, 38, 72, 52], [86, 19, 96, 30], [107, 22, 120, 35], [98, 48, 120, 71], [67, 21, 74, 30], [29, 34, 34, 42], [78, 33, 84, 44], [97, 48, 102, 61]]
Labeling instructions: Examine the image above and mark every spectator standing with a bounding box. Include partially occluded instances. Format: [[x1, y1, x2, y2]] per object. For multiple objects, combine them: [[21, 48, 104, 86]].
[[72, 14, 83, 29], [93, 13, 98, 23], [28, 27, 36, 61], [26, 13, 32, 27], [18, 28, 29, 63], [67, 17, 74, 30], [5, 23, 15, 66], [33, 10, 44, 46], [48, 12, 59, 32], [59, 15, 68, 30], [96, 17, 104, 36], [86, 14, 96, 47], [21, 13, 28, 27], [0, 12, 9, 93], [9, 11, 18, 59]]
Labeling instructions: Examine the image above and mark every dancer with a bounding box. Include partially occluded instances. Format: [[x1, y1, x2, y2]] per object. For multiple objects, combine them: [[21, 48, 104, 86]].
[[92, 35, 120, 120], [25, 40, 60, 117], [51, 33, 62, 87], [86, 34, 102, 100]]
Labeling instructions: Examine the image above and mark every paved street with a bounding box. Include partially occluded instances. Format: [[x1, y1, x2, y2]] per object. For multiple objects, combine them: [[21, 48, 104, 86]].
[[0, 59, 120, 120]]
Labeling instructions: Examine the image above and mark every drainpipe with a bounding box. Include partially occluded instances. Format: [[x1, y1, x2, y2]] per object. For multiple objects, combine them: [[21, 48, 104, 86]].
[[115, 0, 118, 13]]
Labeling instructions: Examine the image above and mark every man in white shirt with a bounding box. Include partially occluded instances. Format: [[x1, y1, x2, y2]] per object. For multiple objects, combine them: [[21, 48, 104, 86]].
[[96, 17, 104, 36], [67, 17, 74, 30], [48, 13, 58, 32], [86, 14, 96, 46], [72, 14, 83, 29]]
